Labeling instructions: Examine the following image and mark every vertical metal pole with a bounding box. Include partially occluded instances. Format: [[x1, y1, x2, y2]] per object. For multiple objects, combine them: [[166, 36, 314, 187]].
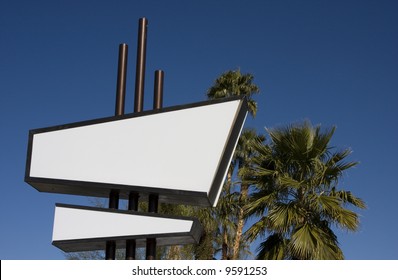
[[134, 17, 148, 113], [146, 194, 158, 260], [153, 70, 164, 109], [126, 17, 148, 260], [106, 191, 120, 260], [125, 191, 139, 260], [106, 43, 128, 260], [115, 44, 128, 116], [146, 70, 164, 260], [105, 239, 117, 260]]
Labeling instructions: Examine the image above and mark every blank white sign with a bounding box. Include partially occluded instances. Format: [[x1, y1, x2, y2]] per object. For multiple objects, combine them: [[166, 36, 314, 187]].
[[52, 204, 202, 252], [26, 97, 247, 206], [53, 206, 193, 240]]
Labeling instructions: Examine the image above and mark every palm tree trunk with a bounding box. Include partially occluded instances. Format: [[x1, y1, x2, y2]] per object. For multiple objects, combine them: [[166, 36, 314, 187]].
[[222, 229, 229, 260], [232, 183, 248, 259], [195, 231, 215, 259], [166, 245, 181, 260], [225, 165, 233, 192], [220, 164, 234, 260]]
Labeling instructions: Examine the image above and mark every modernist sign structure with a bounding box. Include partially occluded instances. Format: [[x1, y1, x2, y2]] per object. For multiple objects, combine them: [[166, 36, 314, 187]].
[[25, 97, 248, 207], [25, 17, 249, 258]]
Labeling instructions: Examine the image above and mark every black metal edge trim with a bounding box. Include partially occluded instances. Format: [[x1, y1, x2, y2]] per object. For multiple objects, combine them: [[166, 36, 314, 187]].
[[26, 176, 208, 200], [208, 97, 249, 206], [29, 96, 245, 134], [53, 232, 195, 244], [191, 217, 204, 243], [24, 130, 34, 182], [55, 203, 201, 223], [52, 231, 198, 252]]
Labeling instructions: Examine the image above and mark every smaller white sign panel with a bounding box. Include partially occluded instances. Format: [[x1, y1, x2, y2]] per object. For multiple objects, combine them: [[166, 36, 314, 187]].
[[52, 204, 202, 252], [25, 97, 248, 207]]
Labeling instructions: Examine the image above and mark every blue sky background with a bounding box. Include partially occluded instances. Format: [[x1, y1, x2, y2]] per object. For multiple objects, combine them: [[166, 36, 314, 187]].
[[1, 0, 397, 260]]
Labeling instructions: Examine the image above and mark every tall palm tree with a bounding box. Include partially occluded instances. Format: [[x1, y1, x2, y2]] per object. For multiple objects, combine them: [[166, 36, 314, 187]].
[[206, 69, 260, 259], [214, 190, 239, 259], [245, 121, 366, 260], [231, 129, 265, 259], [207, 69, 260, 117]]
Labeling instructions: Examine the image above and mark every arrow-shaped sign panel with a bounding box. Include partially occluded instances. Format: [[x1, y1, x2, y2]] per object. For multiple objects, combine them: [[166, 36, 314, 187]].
[[52, 204, 202, 252], [25, 97, 247, 207]]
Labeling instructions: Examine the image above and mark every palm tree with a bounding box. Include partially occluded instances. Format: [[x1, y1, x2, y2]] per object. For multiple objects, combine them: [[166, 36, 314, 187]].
[[207, 69, 260, 117], [231, 128, 265, 259], [206, 69, 260, 259], [245, 121, 366, 260]]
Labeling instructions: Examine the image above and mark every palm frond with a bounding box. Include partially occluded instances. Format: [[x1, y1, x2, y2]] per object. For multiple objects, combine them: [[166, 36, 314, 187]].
[[333, 190, 366, 209], [267, 202, 304, 233], [256, 234, 287, 260], [316, 194, 341, 216], [245, 188, 278, 216], [333, 208, 360, 231], [244, 216, 271, 241], [290, 223, 319, 259]]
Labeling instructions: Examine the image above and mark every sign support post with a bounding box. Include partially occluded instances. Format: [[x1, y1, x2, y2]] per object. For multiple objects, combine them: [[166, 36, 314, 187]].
[[125, 17, 148, 260], [146, 70, 164, 260], [105, 43, 128, 260]]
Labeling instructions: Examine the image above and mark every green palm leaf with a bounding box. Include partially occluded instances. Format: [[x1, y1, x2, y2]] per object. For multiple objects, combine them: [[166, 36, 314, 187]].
[[256, 234, 287, 260]]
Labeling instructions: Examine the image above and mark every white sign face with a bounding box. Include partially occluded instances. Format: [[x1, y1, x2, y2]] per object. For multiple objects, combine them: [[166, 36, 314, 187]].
[[25, 97, 248, 206], [52, 204, 202, 252]]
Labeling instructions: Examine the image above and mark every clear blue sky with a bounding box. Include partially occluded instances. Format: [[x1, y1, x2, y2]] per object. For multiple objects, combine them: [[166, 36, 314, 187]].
[[1, 0, 397, 260]]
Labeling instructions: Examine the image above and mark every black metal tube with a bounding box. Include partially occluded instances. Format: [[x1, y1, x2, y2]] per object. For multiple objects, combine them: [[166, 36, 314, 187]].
[[153, 70, 164, 110], [125, 240, 136, 260], [145, 71, 163, 260], [115, 43, 128, 116], [105, 43, 128, 260], [105, 241, 117, 260], [106, 190, 119, 260], [126, 18, 147, 260], [146, 193, 158, 259], [148, 193, 159, 213], [134, 17, 148, 113], [109, 190, 120, 209], [128, 192, 139, 210], [146, 238, 157, 260], [126, 191, 139, 260]]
